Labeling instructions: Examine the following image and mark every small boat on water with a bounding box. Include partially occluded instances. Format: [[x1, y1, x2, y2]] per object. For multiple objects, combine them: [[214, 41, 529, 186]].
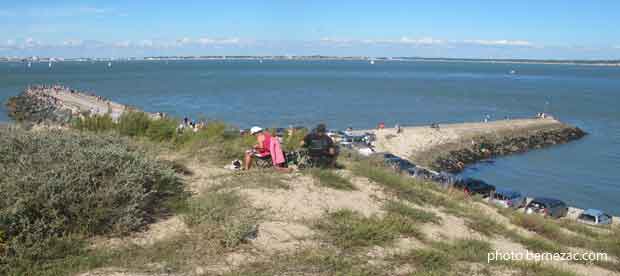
[[509, 70, 516, 74], [27, 62, 32, 68], [48, 62, 52, 68], [370, 59, 375, 65], [107, 62, 112, 68]]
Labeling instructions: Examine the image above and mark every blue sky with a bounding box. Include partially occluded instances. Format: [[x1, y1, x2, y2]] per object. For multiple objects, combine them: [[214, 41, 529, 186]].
[[1, 0, 619, 59]]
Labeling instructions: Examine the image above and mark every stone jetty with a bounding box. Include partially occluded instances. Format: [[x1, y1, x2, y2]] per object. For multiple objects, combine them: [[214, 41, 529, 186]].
[[362, 118, 587, 173], [5, 85, 149, 125]]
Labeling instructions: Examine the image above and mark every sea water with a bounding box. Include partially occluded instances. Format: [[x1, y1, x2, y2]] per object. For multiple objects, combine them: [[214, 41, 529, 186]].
[[1, 60, 618, 214]]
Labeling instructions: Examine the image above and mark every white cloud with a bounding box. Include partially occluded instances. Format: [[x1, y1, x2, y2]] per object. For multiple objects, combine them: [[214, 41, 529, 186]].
[[320, 37, 352, 43], [399, 37, 444, 45], [113, 41, 131, 48], [319, 37, 444, 46], [78, 7, 107, 14], [137, 40, 154, 47], [463, 39, 533, 46], [24, 37, 41, 48], [62, 40, 83, 47]]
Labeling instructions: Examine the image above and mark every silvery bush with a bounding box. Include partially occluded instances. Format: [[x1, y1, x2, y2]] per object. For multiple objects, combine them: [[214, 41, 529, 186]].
[[0, 128, 184, 261]]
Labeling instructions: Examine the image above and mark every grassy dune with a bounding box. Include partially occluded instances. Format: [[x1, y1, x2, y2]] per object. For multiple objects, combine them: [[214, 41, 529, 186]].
[[0, 115, 618, 276]]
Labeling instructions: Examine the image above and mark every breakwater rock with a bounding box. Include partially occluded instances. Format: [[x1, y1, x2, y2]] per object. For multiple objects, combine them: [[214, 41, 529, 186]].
[[6, 91, 74, 125], [363, 118, 588, 174], [6, 85, 136, 126], [431, 126, 587, 173]]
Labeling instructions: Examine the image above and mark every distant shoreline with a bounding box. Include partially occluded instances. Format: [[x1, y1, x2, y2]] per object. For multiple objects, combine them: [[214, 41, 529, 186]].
[[1, 56, 619, 67]]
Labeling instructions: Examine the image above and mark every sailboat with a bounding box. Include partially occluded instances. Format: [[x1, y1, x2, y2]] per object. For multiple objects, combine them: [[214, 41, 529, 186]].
[[509, 70, 516, 75], [48, 61, 52, 68], [107, 61, 112, 68], [370, 59, 375, 65], [27, 62, 32, 68]]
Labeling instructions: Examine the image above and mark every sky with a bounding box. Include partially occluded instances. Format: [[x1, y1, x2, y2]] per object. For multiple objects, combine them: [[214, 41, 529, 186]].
[[1, 0, 619, 59]]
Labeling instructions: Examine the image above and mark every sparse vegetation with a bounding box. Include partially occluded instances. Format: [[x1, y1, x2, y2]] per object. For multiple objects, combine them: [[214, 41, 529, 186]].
[[308, 169, 355, 190], [184, 190, 260, 248], [4, 114, 619, 276], [226, 248, 384, 276], [498, 261, 579, 276], [210, 170, 290, 191], [314, 209, 421, 250], [392, 239, 492, 275], [352, 159, 456, 209], [383, 200, 441, 224], [466, 216, 504, 237]]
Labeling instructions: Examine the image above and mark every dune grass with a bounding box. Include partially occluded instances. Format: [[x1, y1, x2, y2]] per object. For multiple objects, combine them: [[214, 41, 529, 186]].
[[183, 190, 261, 249], [383, 200, 441, 224], [314, 209, 422, 250], [352, 159, 457, 209], [307, 169, 356, 190], [224, 248, 384, 276], [390, 239, 492, 275]]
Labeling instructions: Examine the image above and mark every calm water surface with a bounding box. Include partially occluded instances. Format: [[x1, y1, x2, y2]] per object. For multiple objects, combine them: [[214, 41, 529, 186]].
[[1, 60, 619, 214]]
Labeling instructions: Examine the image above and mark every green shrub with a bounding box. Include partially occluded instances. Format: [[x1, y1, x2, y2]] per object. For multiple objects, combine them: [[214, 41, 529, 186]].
[[72, 114, 115, 132], [0, 128, 185, 264], [117, 111, 151, 137], [281, 128, 307, 152], [145, 118, 178, 142]]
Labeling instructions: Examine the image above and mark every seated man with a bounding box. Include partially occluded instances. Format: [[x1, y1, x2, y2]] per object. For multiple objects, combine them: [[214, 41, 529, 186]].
[[300, 124, 338, 168], [244, 126, 287, 171]]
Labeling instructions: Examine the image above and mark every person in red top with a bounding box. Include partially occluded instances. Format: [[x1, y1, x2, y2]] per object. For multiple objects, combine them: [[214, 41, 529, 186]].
[[244, 126, 272, 170]]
